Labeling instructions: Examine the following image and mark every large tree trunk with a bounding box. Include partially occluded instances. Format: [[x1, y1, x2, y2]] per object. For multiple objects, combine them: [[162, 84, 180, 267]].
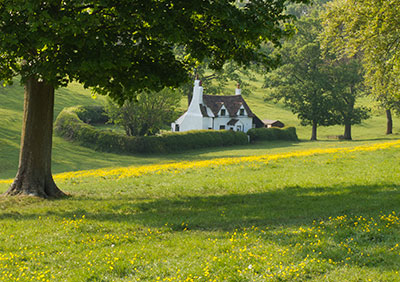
[[4, 77, 65, 198], [343, 123, 352, 140], [386, 109, 393, 134], [310, 121, 317, 141]]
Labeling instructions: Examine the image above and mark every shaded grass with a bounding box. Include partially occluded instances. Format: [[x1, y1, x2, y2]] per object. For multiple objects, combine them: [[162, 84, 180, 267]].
[[0, 145, 399, 281]]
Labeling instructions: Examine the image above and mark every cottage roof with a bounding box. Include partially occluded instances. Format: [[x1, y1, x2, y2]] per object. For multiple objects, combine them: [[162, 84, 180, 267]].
[[202, 95, 255, 118], [200, 104, 209, 117], [227, 119, 239, 126]]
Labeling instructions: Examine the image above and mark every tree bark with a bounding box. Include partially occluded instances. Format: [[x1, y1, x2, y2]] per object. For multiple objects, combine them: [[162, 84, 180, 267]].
[[4, 77, 65, 198], [343, 123, 352, 140], [310, 121, 317, 141], [386, 109, 393, 134]]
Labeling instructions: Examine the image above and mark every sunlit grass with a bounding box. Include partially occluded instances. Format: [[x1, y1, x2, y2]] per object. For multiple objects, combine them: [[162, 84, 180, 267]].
[[1, 141, 400, 281]]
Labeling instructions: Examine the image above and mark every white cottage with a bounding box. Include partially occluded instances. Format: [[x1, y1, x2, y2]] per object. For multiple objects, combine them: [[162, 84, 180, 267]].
[[171, 79, 263, 133]]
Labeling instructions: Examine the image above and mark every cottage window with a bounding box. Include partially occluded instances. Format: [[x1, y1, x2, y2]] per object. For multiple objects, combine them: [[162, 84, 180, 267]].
[[240, 109, 245, 116], [175, 124, 180, 132], [220, 109, 226, 116], [219, 125, 225, 130], [237, 125, 242, 131]]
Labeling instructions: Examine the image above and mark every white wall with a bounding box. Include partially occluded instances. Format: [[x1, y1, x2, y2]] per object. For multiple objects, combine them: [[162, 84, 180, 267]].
[[213, 116, 253, 132], [172, 80, 256, 133], [171, 80, 207, 132]]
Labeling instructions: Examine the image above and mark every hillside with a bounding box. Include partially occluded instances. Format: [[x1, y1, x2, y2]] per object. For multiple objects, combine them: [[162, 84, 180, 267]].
[[0, 77, 399, 180]]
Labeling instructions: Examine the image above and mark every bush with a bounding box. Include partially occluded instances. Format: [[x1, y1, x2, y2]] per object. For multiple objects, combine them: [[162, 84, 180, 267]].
[[247, 127, 298, 142], [160, 130, 248, 152], [74, 105, 108, 124], [55, 106, 249, 154]]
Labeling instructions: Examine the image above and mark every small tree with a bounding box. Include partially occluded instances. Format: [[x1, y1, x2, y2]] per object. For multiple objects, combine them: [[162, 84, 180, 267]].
[[106, 88, 181, 137]]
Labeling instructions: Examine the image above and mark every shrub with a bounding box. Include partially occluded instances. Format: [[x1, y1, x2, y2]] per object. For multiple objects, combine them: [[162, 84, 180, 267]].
[[247, 127, 298, 142], [55, 106, 249, 154], [74, 105, 108, 124]]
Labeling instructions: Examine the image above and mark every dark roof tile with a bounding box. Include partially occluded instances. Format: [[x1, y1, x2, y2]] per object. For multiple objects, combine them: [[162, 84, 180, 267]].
[[227, 119, 239, 126], [203, 95, 256, 118]]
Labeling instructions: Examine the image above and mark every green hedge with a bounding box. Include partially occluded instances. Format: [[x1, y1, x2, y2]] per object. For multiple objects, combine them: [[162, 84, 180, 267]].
[[247, 127, 298, 142], [73, 105, 108, 124], [55, 106, 249, 154]]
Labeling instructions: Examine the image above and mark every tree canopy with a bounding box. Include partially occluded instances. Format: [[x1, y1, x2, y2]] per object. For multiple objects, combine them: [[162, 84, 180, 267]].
[[0, 0, 310, 198], [264, 1, 369, 140], [322, 0, 400, 100], [0, 0, 309, 99]]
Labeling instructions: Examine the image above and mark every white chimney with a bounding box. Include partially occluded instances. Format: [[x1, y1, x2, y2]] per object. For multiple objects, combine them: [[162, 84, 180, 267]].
[[235, 83, 241, 95], [198, 80, 203, 104], [187, 78, 203, 116]]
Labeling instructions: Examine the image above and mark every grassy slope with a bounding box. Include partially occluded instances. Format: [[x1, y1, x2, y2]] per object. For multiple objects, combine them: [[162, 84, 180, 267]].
[[0, 81, 178, 179], [0, 76, 399, 180], [0, 143, 399, 281]]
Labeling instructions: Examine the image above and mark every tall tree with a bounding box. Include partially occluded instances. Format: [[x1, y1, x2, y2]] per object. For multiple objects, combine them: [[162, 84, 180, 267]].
[[265, 11, 336, 140], [265, 1, 369, 140], [0, 0, 309, 198], [322, 0, 400, 133], [326, 58, 370, 140]]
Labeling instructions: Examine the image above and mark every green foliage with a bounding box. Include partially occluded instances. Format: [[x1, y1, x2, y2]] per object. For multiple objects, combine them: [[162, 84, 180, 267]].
[[247, 127, 298, 142], [161, 130, 249, 151], [265, 12, 337, 140], [55, 106, 249, 154], [105, 88, 181, 136], [321, 0, 400, 104], [74, 105, 108, 124], [0, 0, 310, 99], [327, 59, 371, 128], [265, 5, 370, 140]]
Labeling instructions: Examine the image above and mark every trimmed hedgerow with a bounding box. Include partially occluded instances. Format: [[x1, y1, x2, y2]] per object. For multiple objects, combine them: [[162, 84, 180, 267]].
[[55, 106, 249, 154], [247, 127, 298, 142]]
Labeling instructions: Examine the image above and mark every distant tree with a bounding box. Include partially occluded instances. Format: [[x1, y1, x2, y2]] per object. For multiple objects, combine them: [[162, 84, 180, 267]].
[[265, 43, 335, 140], [322, 0, 400, 134], [326, 58, 370, 140], [265, 3, 369, 140], [106, 88, 181, 137], [265, 12, 337, 140], [373, 95, 400, 135], [0, 0, 310, 198]]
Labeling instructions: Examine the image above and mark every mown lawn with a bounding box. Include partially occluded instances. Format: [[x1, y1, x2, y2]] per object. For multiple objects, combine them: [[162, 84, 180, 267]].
[[1, 141, 400, 281]]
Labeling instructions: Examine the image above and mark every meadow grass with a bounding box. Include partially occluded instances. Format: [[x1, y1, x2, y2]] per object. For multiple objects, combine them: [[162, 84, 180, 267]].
[[1, 75, 400, 180], [0, 141, 400, 281]]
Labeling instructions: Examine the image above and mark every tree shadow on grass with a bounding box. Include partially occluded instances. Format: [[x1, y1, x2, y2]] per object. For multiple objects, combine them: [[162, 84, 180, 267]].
[[3, 182, 398, 231], [109, 183, 400, 231], [1, 183, 400, 273]]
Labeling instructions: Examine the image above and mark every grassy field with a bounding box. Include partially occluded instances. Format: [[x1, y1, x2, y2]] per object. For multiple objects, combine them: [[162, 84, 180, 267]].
[[1, 76, 399, 180], [1, 78, 400, 281], [0, 141, 400, 281]]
